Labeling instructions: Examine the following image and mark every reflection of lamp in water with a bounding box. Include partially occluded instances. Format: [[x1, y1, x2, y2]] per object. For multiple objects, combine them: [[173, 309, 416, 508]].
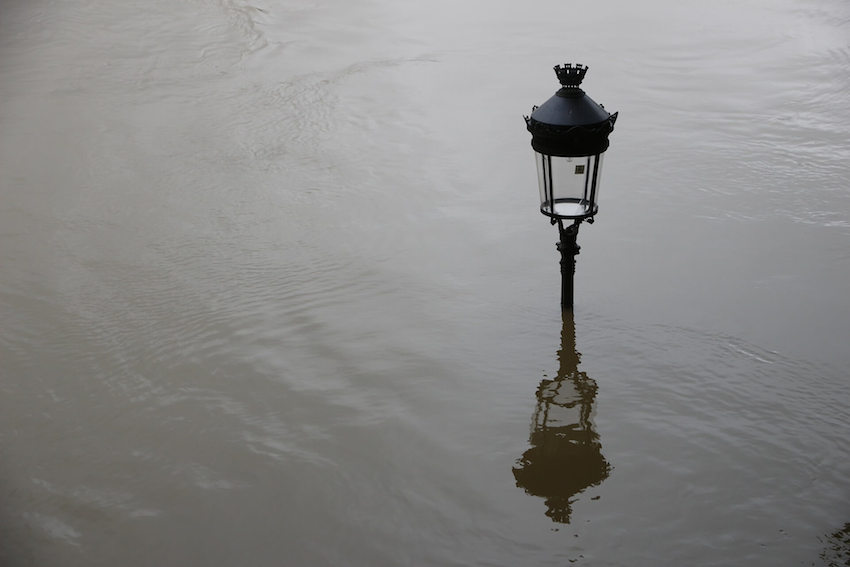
[[513, 312, 610, 523]]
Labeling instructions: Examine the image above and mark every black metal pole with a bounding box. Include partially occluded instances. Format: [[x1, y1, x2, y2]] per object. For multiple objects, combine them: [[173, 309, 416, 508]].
[[556, 220, 581, 310]]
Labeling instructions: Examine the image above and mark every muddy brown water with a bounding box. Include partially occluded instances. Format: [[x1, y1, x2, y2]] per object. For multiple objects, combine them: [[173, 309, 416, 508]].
[[1, 0, 849, 565]]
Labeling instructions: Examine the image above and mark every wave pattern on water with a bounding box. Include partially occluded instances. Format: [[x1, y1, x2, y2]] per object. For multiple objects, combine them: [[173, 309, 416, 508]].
[[575, 316, 850, 565]]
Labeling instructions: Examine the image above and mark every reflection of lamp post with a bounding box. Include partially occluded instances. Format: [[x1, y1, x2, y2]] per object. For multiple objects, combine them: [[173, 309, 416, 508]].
[[513, 312, 610, 524], [525, 64, 618, 309]]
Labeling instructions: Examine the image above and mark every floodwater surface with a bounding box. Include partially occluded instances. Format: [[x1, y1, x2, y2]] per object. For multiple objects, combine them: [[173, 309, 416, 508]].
[[1, 0, 849, 565]]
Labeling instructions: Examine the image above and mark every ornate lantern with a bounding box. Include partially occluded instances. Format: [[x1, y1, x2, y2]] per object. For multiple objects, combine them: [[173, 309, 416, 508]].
[[526, 64, 617, 222]]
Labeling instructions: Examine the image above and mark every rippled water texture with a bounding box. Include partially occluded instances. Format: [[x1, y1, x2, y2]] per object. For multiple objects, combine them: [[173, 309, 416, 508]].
[[1, 0, 849, 565]]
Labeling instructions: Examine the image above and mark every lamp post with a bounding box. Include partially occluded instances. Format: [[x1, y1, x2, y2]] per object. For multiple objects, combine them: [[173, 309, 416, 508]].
[[525, 64, 617, 309]]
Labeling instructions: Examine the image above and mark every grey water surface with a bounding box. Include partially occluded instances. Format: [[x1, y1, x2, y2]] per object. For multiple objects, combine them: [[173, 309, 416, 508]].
[[1, 0, 849, 565]]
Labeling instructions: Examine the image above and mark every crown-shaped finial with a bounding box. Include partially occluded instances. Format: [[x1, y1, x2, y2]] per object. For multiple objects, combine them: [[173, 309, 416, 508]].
[[554, 63, 588, 88]]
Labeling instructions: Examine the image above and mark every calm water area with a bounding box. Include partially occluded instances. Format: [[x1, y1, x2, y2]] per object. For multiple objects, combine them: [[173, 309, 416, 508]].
[[1, 0, 849, 565]]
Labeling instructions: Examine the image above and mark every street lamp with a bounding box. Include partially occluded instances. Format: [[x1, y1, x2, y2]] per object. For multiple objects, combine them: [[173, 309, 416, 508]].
[[525, 63, 617, 309]]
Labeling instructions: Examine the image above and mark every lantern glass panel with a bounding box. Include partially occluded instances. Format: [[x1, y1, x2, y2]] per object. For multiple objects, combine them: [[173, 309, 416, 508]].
[[535, 152, 605, 219]]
